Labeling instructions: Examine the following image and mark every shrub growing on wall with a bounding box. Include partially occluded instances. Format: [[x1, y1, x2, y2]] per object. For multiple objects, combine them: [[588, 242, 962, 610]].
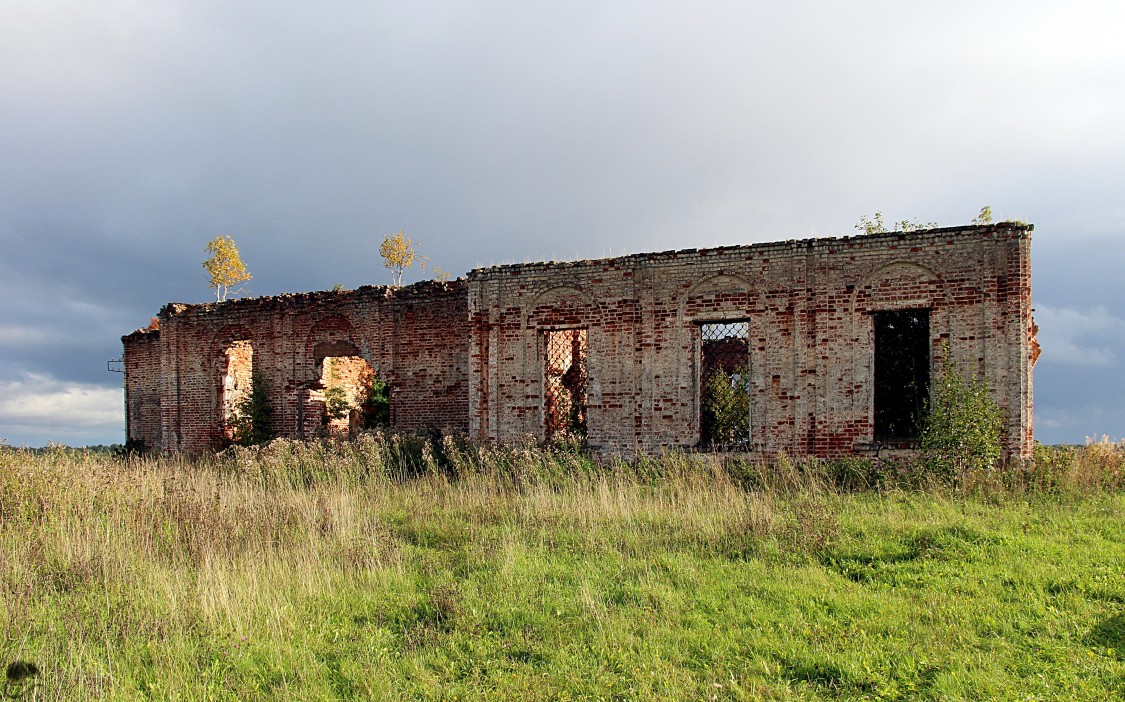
[[920, 347, 1004, 479]]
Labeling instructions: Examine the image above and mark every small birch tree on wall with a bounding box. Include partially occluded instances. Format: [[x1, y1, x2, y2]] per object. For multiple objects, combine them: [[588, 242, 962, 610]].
[[203, 235, 252, 302], [379, 230, 427, 286]]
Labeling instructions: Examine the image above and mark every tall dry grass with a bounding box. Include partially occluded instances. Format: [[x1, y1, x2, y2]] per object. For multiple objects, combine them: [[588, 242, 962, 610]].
[[0, 435, 785, 697], [1, 433, 1121, 698]]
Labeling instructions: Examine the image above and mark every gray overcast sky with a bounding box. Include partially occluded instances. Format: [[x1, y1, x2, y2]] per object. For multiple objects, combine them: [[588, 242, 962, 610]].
[[1, 0, 1123, 446]]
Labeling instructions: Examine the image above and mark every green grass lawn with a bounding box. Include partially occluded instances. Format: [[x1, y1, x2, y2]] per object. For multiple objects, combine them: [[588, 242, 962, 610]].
[[1, 439, 1122, 700]]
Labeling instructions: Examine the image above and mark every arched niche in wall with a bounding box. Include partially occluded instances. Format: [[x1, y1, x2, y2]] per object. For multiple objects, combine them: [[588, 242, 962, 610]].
[[526, 284, 601, 329], [850, 261, 949, 445], [852, 261, 948, 316], [679, 274, 761, 449], [525, 285, 600, 442], [681, 273, 755, 322]]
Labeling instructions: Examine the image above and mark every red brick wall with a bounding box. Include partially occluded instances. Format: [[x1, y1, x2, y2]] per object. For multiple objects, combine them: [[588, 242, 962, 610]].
[[386, 284, 471, 431], [123, 329, 161, 450], [220, 339, 253, 440], [124, 224, 1034, 458], [468, 224, 1034, 458], [125, 282, 468, 452]]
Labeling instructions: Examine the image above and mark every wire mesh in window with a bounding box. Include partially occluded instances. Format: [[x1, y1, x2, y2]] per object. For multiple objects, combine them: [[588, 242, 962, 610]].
[[700, 322, 750, 448], [543, 328, 588, 441]]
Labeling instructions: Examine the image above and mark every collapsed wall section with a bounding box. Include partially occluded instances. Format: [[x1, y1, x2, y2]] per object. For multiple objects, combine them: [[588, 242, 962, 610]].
[[126, 281, 468, 453], [468, 223, 1034, 458]]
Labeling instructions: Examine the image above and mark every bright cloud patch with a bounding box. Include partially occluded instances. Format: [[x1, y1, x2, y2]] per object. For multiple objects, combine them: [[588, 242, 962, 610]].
[[0, 374, 122, 431], [0, 325, 53, 347], [1035, 304, 1125, 367]]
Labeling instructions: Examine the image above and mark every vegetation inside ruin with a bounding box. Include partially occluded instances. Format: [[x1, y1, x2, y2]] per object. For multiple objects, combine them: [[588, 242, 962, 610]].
[[361, 378, 391, 429], [323, 385, 351, 423], [1, 438, 1122, 700], [231, 370, 273, 447], [701, 365, 751, 447]]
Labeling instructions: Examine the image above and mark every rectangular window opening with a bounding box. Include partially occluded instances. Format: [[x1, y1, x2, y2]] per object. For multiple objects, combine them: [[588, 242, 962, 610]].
[[221, 340, 253, 440], [700, 321, 751, 449], [543, 328, 588, 442], [874, 309, 930, 442], [320, 356, 381, 435]]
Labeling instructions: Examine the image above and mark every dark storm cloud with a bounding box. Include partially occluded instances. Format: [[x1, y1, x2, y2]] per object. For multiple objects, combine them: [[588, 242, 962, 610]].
[[1, 0, 1123, 444]]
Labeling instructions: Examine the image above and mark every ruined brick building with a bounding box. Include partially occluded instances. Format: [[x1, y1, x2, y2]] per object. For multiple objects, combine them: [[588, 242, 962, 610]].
[[123, 223, 1036, 457]]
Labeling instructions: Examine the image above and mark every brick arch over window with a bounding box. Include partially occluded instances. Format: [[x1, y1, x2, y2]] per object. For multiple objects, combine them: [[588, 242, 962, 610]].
[[681, 273, 755, 322], [524, 285, 601, 442], [304, 316, 361, 366], [212, 325, 255, 358], [852, 261, 948, 315], [299, 315, 376, 439], [526, 285, 601, 329]]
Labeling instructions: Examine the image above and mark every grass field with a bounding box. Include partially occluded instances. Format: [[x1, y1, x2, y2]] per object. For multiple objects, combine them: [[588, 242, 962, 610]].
[[1, 436, 1123, 700]]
